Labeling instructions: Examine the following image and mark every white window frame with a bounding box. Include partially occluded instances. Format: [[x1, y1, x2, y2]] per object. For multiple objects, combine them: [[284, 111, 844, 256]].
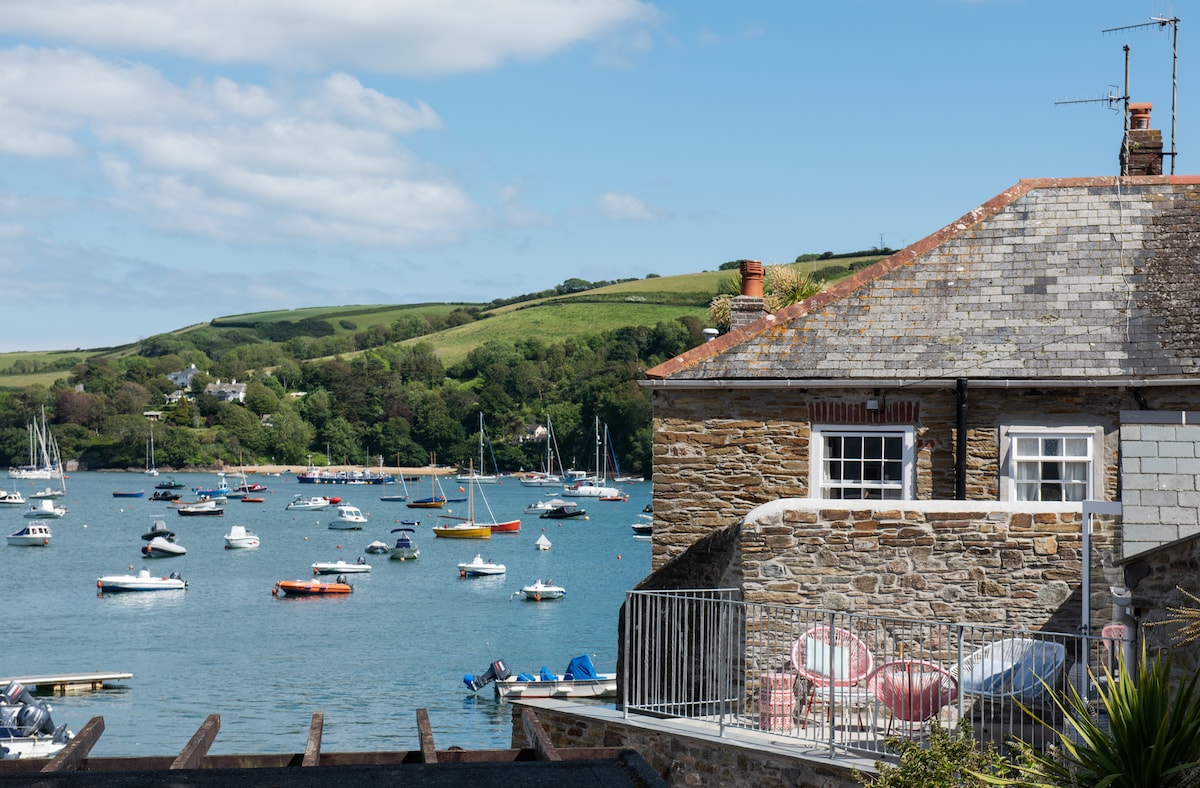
[[999, 423, 1104, 502], [809, 425, 916, 500]]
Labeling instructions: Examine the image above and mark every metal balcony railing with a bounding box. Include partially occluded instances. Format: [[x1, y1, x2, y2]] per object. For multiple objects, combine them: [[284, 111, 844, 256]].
[[622, 589, 1127, 759]]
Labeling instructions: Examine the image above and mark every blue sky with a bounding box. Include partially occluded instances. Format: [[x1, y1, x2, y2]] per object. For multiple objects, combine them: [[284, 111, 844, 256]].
[[0, 0, 1188, 352]]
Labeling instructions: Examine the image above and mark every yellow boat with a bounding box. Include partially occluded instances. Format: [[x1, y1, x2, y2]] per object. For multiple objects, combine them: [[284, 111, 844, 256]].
[[431, 522, 491, 539]]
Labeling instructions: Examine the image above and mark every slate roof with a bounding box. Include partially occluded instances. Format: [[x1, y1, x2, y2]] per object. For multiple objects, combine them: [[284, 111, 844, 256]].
[[647, 176, 1200, 383]]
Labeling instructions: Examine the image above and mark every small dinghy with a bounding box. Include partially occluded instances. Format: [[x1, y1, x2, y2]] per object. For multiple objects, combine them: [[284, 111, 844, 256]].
[[464, 654, 616, 699], [363, 540, 391, 554], [312, 557, 371, 575], [534, 533, 552, 551], [457, 554, 505, 577], [511, 579, 565, 601], [273, 576, 353, 596], [223, 524, 260, 549], [97, 569, 187, 592]]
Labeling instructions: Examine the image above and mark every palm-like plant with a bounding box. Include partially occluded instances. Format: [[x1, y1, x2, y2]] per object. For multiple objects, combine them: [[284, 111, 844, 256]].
[[708, 264, 825, 333], [985, 647, 1200, 787]]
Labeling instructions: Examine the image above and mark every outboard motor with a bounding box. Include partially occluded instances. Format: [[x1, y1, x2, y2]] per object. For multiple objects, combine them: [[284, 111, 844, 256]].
[[463, 659, 511, 692], [1, 682, 36, 707], [15, 703, 55, 736]]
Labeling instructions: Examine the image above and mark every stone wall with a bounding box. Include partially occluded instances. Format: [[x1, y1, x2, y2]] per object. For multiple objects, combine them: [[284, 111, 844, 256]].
[[741, 499, 1120, 634], [650, 386, 1200, 573], [513, 702, 864, 788]]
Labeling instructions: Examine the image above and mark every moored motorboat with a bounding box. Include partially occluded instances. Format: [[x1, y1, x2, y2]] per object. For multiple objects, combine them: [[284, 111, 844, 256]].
[[312, 557, 371, 574], [0, 681, 73, 760], [464, 654, 616, 699], [240, 496, 265, 503], [155, 477, 185, 490], [285, 494, 335, 511], [150, 489, 181, 501], [224, 524, 260, 549], [111, 490, 144, 498], [511, 579, 565, 601], [457, 553, 505, 577], [177, 500, 224, 516], [97, 569, 187, 592], [6, 520, 52, 547], [539, 502, 586, 520], [141, 536, 186, 558], [0, 490, 26, 506], [363, 540, 390, 554], [327, 504, 368, 529], [29, 487, 65, 500], [272, 577, 353, 596], [388, 526, 420, 561], [631, 514, 652, 536], [524, 498, 567, 514], [24, 499, 66, 519], [141, 520, 176, 542]]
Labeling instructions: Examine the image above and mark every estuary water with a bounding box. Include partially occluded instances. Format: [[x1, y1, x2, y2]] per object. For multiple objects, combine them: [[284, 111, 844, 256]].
[[0, 471, 652, 757]]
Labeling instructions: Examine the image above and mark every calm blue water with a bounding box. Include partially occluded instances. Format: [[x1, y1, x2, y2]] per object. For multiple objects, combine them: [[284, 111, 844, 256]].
[[0, 472, 652, 757]]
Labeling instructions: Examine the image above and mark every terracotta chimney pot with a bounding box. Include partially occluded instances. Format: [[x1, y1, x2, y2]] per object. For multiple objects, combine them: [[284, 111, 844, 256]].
[[1130, 102, 1152, 130], [739, 260, 764, 298]]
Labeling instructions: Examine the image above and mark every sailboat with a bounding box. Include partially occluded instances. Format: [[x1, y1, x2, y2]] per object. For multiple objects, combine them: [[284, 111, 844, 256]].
[[455, 412, 499, 484], [408, 455, 447, 509], [520, 416, 565, 487], [432, 460, 517, 537], [9, 406, 63, 481], [562, 417, 621, 498], [380, 454, 411, 502], [144, 428, 159, 476]]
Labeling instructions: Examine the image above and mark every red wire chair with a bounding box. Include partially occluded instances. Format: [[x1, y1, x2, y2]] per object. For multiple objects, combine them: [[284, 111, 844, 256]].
[[868, 659, 958, 737], [791, 627, 876, 731]]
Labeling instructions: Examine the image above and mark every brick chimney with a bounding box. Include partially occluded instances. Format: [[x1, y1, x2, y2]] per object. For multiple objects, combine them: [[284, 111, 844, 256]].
[[1121, 102, 1163, 176], [729, 259, 769, 330]]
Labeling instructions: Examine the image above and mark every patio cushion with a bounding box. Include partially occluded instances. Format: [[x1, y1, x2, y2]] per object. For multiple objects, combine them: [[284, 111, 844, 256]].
[[803, 636, 850, 681]]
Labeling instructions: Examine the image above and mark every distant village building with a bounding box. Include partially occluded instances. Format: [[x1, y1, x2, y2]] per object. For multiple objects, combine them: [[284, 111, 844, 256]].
[[167, 363, 202, 389], [205, 379, 247, 403], [165, 390, 190, 405]]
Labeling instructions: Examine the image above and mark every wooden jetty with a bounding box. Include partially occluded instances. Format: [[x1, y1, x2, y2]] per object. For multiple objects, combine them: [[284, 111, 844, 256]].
[[0, 672, 132, 694], [0, 707, 665, 787]]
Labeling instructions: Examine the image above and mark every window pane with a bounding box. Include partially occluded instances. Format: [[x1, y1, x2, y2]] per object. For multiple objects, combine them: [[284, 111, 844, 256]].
[[863, 436, 882, 459], [884, 437, 902, 460], [1064, 438, 1088, 457], [1042, 438, 1061, 457], [1016, 437, 1039, 456], [844, 438, 862, 460]]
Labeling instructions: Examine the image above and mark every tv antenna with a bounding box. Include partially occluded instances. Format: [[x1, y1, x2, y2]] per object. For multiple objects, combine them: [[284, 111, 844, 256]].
[[1055, 45, 1131, 173], [1103, 15, 1180, 173]]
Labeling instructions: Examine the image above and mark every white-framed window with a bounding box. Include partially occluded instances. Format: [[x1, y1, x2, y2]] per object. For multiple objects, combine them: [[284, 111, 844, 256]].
[[999, 424, 1102, 502], [810, 425, 915, 500]]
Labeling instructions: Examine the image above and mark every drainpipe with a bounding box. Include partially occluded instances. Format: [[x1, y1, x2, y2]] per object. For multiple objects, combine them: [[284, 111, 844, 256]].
[[956, 378, 967, 500]]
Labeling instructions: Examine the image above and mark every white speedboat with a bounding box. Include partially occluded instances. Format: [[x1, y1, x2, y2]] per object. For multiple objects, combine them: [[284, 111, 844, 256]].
[[0, 490, 26, 506], [224, 525, 260, 549], [312, 557, 371, 574], [29, 486, 65, 500], [631, 514, 652, 536], [141, 536, 186, 558], [388, 526, 420, 561], [512, 579, 565, 601], [0, 681, 73, 760], [524, 498, 568, 514], [457, 554, 505, 577], [23, 498, 66, 519], [6, 520, 52, 547], [328, 504, 368, 529], [285, 494, 335, 511], [97, 568, 187, 592], [464, 654, 616, 699]]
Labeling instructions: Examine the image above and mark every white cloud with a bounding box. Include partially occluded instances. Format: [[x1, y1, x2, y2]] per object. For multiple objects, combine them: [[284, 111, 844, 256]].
[[0, 47, 476, 248], [0, 0, 658, 75], [597, 191, 664, 222]]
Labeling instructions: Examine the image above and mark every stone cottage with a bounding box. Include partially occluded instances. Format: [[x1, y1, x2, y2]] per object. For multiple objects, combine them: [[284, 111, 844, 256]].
[[640, 106, 1200, 649]]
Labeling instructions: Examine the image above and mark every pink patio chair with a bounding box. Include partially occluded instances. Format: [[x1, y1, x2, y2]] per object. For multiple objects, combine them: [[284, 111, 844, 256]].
[[791, 626, 876, 731], [868, 659, 959, 737]]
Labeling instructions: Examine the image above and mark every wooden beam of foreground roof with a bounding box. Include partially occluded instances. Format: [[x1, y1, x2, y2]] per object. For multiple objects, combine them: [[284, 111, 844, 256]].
[[41, 716, 104, 772], [302, 711, 323, 767], [170, 714, 220, 770], [416, 708, 437, 764], [520, 706, 562, 762]]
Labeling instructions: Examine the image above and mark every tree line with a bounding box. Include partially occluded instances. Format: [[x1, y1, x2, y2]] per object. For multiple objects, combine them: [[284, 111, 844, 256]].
[[0, 316, 708, 477]]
